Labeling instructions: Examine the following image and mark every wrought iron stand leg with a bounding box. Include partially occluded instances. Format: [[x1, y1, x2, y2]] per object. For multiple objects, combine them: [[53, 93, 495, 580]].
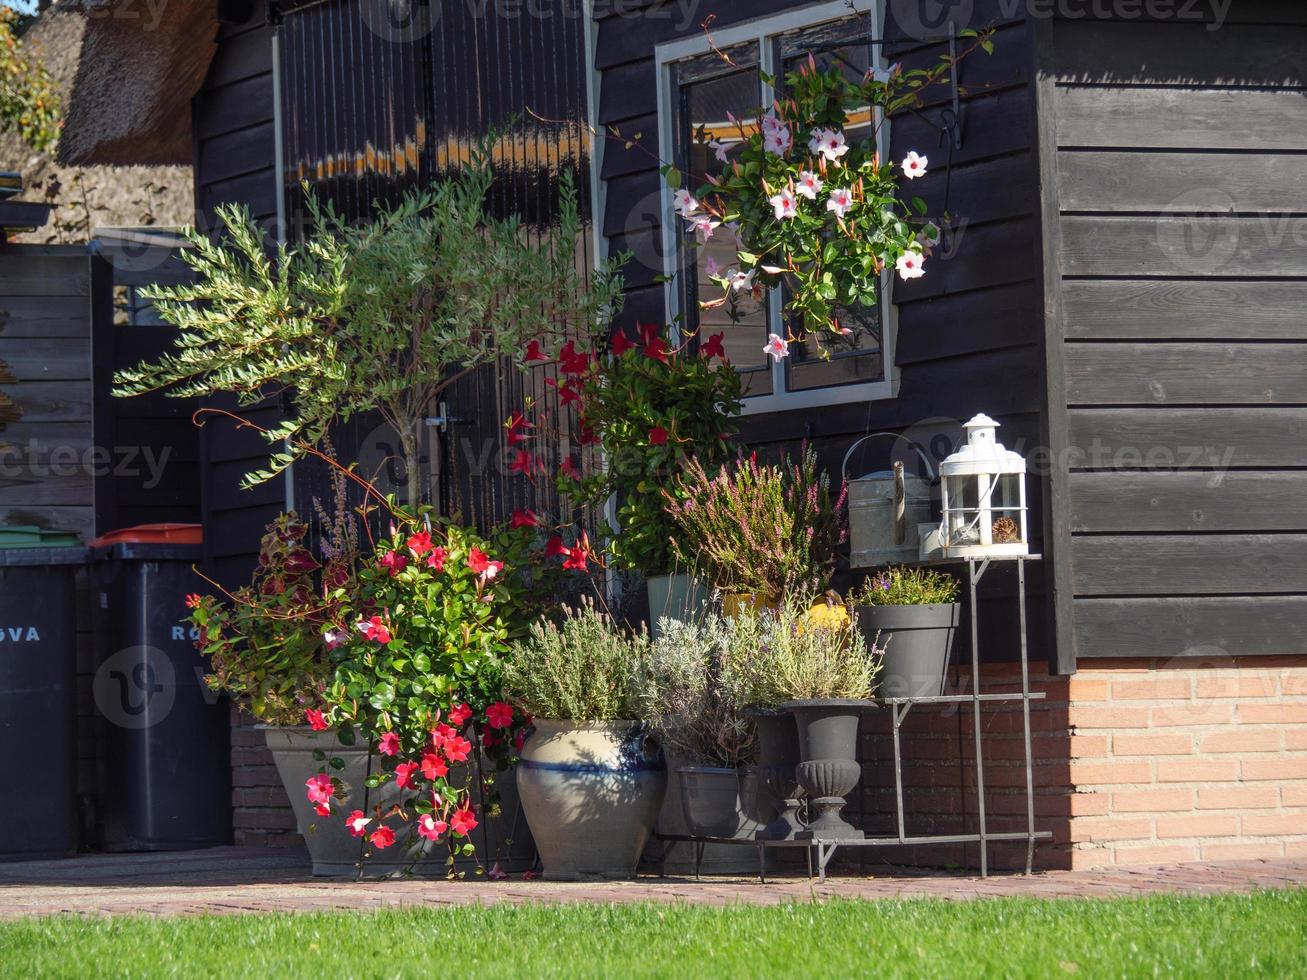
[[805, 844, 813, 880], [1018, 559, 1037, 875], [694, 841, 705, 880], [757, 843, 767, 884], [970, 559, 989, 878], [893, 703, 907, 842]]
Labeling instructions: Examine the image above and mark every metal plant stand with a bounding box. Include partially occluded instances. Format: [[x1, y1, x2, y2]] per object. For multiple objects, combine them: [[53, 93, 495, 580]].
[[660, 555, 1051, 883]]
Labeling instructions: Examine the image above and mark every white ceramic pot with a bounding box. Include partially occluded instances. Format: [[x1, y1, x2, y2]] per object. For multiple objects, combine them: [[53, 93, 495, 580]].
[[515, 720, 666, 881]]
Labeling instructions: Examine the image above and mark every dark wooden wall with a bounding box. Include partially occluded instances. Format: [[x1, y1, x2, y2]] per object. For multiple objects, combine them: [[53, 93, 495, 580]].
[[1035, 1, 1307, 663], [593, 0, 1053, 662], [191, 3, 284, 588]]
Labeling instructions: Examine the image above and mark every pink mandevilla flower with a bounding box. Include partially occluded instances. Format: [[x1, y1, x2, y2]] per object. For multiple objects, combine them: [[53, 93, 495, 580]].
[[671, 188, 697, 216], [394, 761, 419, 790], [763, 333, 790, 362], [901, 151, 928, 180], [796, 170, 823, 200], [450, 806, 479, 837], [305, 708, 329, 732], [418, 813, 448, 841], [369, 825, 396, 849], [448, 703, 473, 727], [896, 250, 926, 280], [768, 188, 798, 221], [357, 616, 391, 644], [378, 732, 401, 756], [305, 773, 334, 807], [826, 187, 854, 219], [345, 810, 371, 838]]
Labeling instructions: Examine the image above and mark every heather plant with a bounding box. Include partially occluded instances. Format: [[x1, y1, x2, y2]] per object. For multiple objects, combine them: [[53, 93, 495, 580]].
[[665, 446, 846, 602], [637, 615, 756, 769], [502, 600, 651, 722], [851, 565, 960, 607], [736, 596, 881, 704]]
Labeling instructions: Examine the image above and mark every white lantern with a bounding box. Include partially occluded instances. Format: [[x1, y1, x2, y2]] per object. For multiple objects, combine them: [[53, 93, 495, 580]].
[[939, 414, 1028, 559]]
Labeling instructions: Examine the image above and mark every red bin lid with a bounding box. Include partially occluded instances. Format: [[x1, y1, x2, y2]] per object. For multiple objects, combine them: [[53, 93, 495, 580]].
[[88, 523, 203, 547]]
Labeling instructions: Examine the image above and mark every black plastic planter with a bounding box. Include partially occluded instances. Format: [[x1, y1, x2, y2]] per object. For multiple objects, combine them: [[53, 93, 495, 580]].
[[747, 709, 805, 841], [856, 603, 961, 700], [782, 699, 872, 841]]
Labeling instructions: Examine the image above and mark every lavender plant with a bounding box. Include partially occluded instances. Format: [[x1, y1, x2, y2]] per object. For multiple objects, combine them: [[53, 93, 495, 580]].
[[664, 446, 846, 602]]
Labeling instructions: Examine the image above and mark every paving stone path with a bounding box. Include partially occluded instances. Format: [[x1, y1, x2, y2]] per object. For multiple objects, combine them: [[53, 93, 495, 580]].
[[0, 848, 1302, 919]]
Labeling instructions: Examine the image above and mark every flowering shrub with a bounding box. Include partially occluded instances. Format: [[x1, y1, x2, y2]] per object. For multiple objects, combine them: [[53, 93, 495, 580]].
[[668, 33, 992, 352], [665, 446, 846, 602], [513, 323, 742, 577], [850, 565, 960, 607], [188, 514, 338, 726]]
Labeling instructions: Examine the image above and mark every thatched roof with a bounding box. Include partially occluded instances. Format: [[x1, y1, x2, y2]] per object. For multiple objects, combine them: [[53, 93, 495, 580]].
[[57, 0, 220, 166], [0, 5, 194, 243]]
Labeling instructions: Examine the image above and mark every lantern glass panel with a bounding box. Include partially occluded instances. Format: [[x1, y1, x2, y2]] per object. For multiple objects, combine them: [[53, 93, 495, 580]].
[[945, 474, 983, 546]]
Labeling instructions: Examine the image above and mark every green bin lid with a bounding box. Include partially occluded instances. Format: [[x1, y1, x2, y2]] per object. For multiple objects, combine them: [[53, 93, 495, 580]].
[[0, 525, 82, 549]]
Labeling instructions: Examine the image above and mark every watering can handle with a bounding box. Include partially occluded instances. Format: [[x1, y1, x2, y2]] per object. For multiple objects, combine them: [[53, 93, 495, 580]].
[[840, 431, 938, 484]]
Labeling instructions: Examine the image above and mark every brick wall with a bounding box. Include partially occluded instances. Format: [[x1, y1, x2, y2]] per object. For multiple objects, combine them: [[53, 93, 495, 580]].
[[229, 708, 305, 850], [1063, 657, 1307, 868]]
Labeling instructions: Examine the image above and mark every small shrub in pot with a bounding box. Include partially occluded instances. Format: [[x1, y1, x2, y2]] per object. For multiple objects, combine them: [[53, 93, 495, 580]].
[[851, 566, 962, 700]]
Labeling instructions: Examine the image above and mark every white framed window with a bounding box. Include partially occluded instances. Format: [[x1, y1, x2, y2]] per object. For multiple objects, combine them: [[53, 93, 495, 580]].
[[655, 1, 897, 415]]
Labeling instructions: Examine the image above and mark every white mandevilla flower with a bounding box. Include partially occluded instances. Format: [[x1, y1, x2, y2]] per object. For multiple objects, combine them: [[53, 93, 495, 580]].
[[768, 187, 799, 221], [901, 151, 928, 180], [814, 129, 849, 164], [688, 214, 720, 242], [762, 333, 790, 362], [868, 62, 900, 84], [708, 139, 730, 164], [727, 268, 755, 292], [672, 188, 698, 216], [896, 249, 926, 280], [704, 254, 721, 278], [796, 170, 824, 200], [763, 125, 792, 157], [762, 110, 784, 135], [826, 186, 854, 219], [323, 628, 347, 650]]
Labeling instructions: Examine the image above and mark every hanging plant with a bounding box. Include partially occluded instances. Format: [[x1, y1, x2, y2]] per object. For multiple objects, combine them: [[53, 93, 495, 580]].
[[664, 30, 993, 358]]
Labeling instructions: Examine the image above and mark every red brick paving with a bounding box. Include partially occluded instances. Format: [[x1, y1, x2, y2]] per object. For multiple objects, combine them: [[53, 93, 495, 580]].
[[0, 847, 1302, 919]]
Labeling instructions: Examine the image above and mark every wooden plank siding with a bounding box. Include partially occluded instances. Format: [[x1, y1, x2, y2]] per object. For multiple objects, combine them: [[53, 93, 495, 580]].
[[592, 1, 1055, 664], [1042, 5, 1307, 661]]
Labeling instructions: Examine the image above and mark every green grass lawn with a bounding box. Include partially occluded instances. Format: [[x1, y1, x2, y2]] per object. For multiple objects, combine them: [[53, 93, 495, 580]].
[[3, 890, 1304, 978]]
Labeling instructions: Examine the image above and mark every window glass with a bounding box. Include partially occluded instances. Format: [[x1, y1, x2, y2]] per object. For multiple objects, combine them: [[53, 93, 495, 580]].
[[675, 48, 772, 397]]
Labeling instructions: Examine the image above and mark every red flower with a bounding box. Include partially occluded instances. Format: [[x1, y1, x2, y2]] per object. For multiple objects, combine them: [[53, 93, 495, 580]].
[[701, 332, 726, 360], [559, 457, 580, 481], [448, 703, 473, 727], [305, 773, 334, 807], [394, 761, 419, 790], [431, 723, 455, 747], [407, 530, 433, 556], [450, 806, 479, 837], [562, 546, 589, 572], [185, 593, 202, 609], [378, 732, 400, 757], [426, 547, 447, 571], [611, 330, 635, 356], [378, 550, 408, 576], [509, 509, 540, 530], [345, 809, 371, 838], [648, 426, 669, 446], [514, 728, 528, 751], [313, 802, 331, 817], [418, 813, 448, 841], [304, 708, 328, 732], [369, 825, 396, 849], [485, 702, 514, 730], [559, 384, 582, 408], [420, 751, 449, 780], [558, 340, 590, 376], [467, 548, 492, 575], [505, 412, 532, 446], [524, 339, 547, 362], [357, 616, 391, 644], [509, 449, 538, 476], [444, 736, 473, 763], [544, 536, 566, 559], [643, 337, 670, 363], [576, 417, 598, 446]]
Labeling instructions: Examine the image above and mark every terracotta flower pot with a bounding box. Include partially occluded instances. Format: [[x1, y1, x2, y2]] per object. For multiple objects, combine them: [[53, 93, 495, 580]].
[[516, 720, 666, 881]]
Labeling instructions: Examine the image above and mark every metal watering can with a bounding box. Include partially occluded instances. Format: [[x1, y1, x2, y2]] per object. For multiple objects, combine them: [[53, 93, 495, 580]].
[[842, 432, 937, 569]]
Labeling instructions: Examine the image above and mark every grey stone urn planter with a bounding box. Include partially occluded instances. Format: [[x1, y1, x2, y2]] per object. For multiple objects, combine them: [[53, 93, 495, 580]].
[[747, 708, 805, 841], [261, 725, 532, 877], [855, 603, 961, 699], [781, 700, 873, 841], [516, 720, 666, 881], [676, 766, 772, 840]]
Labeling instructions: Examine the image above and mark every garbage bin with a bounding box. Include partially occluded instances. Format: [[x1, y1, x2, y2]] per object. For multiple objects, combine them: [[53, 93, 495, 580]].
[[0, 529, 86, 859], [90, 524, 232, 851]]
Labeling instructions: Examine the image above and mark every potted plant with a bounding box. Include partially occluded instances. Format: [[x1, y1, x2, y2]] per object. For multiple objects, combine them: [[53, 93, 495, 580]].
[[512, 322, 742, 634], [665, 446, 846, 616], [502, 600, 664, 881], [761, 596, 882, 841], [850, 565, 962, 700], [638, 616, 770, 844]]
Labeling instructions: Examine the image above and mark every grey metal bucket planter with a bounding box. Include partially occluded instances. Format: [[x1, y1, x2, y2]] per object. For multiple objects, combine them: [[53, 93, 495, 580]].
[[747, 709, 805, 841], [676, 767, 772, 839], [516, 720, 666, 881], [646, 573, 708, 639], [782, 700, 872, 840], [261, 725, 532, 877], [856, 603, 961, 699]]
